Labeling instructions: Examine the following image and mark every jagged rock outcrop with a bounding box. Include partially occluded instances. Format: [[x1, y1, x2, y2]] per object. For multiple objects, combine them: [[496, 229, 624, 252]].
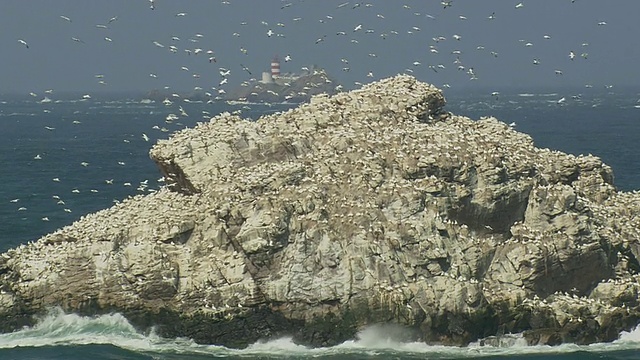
[[1, 75, 640, 348]]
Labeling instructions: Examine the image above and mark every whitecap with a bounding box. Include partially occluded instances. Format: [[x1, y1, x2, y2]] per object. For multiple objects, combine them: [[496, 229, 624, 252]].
[[2, 310, 640, 358]]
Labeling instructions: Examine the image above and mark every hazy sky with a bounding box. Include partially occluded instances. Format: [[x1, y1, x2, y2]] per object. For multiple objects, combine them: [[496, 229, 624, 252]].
[[2, 0, 639, 94]]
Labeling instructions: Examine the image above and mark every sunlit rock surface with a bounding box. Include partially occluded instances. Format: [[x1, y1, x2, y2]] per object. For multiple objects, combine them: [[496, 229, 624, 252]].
[[1, 75, 639, 348]]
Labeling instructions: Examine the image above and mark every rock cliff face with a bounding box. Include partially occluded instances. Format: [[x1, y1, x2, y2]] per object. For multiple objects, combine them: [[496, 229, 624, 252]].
[[1, 75, 640, 348]]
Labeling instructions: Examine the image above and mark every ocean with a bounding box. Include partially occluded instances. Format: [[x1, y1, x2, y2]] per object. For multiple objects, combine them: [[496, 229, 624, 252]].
[[1, 87, 640, 359]]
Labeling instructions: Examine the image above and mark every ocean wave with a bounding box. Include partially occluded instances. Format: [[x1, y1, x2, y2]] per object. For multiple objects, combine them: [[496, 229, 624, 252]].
[[2, 309, 640, 358], [0, 112, 37, 117]]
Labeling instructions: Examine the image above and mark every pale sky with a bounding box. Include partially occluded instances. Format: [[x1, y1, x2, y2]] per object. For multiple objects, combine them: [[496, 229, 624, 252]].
[[1, 0, 639, 94]]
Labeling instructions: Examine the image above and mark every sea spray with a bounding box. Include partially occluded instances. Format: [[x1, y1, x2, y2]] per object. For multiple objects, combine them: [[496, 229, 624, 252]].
[[1, 310, 640, 359], [0, 307, 154, 349], [617, 324, 640, 343], [240, 337, 311, 355]]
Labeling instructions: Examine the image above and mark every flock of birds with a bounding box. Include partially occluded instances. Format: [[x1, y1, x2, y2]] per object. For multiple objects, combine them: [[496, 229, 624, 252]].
[[13, 1, 615, 97], [3, 0, 625, 230]]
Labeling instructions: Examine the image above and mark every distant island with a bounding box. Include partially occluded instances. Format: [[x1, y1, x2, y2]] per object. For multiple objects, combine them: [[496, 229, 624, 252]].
[[226, 57, 340, 104], [144, 57, 340, 105]]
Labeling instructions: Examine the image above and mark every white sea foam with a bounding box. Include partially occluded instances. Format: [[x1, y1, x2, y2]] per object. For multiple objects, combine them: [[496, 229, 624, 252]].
[[617, 324, 640, 342], [0, 308, 157, 351], [1, 309, 640, 358], [238, 337, 311, 355]]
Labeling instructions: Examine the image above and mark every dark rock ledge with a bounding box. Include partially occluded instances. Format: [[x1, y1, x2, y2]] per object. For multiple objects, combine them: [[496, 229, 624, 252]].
[[1, 75, 639, 348]]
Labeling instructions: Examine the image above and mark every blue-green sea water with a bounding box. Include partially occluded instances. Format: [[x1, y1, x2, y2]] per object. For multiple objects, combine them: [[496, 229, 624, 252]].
[[1, 88, 640, 359]]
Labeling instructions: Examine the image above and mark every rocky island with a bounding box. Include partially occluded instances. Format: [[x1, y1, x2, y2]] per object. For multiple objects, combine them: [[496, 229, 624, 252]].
[[1, 75, 639, 348], [226, 66, 339, 104]]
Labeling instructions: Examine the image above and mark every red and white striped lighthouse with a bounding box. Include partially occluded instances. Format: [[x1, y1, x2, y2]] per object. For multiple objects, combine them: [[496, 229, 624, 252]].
[[271, 56, 280, 77]]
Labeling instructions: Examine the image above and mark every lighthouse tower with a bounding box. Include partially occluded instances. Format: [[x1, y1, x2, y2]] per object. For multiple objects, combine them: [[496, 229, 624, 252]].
[[271, 56, 281, 78]]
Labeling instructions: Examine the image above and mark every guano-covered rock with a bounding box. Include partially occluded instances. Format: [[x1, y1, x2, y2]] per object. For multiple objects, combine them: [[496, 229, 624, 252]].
[[1, 75, 639, 348]]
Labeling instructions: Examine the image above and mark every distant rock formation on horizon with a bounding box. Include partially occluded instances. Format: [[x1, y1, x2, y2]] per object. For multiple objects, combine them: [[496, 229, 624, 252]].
[[1, 75, 640, 349], [225, 67, 339, 103]]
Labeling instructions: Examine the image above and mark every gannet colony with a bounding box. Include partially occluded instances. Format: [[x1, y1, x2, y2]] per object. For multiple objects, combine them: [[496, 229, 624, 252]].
[[1, 75, 640, 348]]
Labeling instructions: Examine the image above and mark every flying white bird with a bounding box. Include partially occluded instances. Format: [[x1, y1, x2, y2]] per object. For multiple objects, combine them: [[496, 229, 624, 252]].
[[60, 15, 72, 22], [18, 39, 29, 48], [515, 2, 524, 9]]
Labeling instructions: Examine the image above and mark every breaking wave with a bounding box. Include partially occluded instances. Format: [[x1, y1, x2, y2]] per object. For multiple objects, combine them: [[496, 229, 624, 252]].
[[1, 309, 640, 359]]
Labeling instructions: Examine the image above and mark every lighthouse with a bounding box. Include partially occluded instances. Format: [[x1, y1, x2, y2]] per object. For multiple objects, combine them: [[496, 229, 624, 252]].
[[271, 56, 281, 78]]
